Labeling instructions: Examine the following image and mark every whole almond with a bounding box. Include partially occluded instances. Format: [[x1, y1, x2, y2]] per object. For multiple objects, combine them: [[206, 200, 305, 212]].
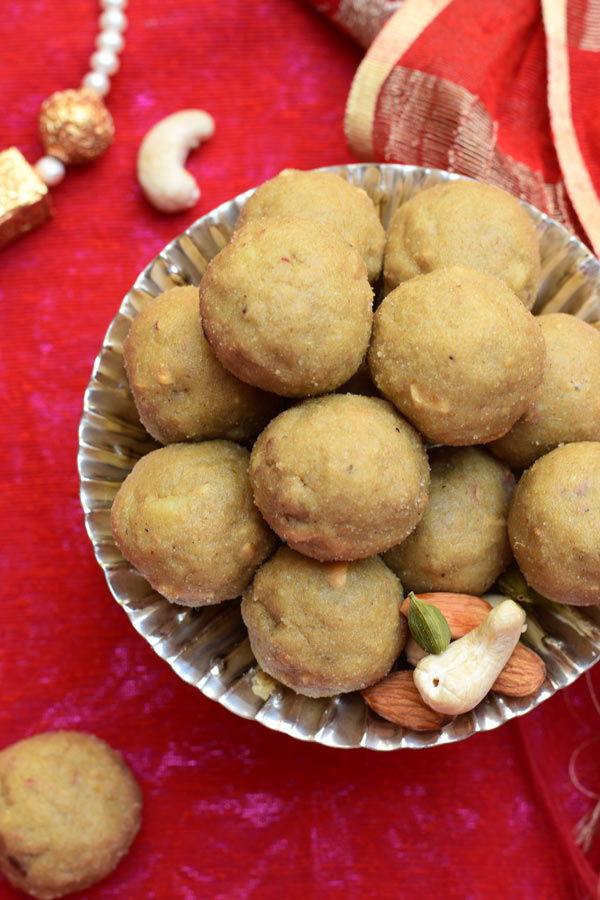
[[491, 644, 546, 697], [362, 670, 453, 732], [400, 592, 491, 638]]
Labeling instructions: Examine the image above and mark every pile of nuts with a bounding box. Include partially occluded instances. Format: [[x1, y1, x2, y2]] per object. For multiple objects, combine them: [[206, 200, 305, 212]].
[[362, 592, 546, 731]]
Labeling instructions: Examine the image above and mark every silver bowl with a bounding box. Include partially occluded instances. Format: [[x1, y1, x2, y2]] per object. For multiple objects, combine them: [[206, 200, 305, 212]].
[[78, 163, 600, 749]]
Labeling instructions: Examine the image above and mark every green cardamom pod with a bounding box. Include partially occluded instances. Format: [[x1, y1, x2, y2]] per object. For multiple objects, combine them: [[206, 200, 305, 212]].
[[407, 592, 451, 655]]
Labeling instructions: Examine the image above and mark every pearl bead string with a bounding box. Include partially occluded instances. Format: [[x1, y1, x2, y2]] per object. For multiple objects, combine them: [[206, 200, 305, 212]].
[[34, 0, 127, 187]]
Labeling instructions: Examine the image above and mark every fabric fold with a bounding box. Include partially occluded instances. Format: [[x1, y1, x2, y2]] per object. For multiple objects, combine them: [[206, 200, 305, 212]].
[[311, 0, 600, 249]]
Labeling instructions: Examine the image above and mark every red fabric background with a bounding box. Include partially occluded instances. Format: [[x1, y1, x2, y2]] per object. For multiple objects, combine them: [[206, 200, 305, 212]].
[[569, 0, 600, 196], [2, 1, 600, 898], [398, 0, 562, 182]]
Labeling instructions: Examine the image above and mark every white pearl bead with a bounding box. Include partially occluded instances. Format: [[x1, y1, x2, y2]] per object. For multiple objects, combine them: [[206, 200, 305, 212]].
[[96, 29, 124, 54], [82, 70, 111, 97], [34, 156, 66, 187], [99, 8, 127, 32], [90, 48, 120, 76], [100, 0, 127, 10]]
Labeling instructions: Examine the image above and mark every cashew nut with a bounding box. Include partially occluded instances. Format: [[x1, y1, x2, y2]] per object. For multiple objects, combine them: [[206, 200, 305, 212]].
[[413, 599, 526, 716], [137, 109, 215, 213], [405, 635, 427, 667]]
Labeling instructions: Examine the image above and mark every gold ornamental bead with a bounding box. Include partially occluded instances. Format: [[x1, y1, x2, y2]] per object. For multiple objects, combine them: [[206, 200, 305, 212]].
[[0, 148, 53, 248], [39, 88, 114, 165]]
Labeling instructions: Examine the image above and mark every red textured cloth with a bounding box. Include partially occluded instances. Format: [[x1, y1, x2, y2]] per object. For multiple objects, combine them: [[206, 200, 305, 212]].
[[2, 1, 600, 898], [315, 0, 600, 251]]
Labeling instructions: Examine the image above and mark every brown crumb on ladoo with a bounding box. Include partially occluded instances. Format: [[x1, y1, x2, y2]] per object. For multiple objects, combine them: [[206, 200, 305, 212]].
[[0, 731, 141, 899]]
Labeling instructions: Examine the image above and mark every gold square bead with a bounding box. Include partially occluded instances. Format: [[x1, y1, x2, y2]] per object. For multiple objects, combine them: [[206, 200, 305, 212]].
[[0, 147, 53, 249]]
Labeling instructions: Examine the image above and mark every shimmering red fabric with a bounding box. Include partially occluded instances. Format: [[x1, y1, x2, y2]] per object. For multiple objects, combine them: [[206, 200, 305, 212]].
[[1, 1, 600, 898], [568, 0, 600, 202]]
